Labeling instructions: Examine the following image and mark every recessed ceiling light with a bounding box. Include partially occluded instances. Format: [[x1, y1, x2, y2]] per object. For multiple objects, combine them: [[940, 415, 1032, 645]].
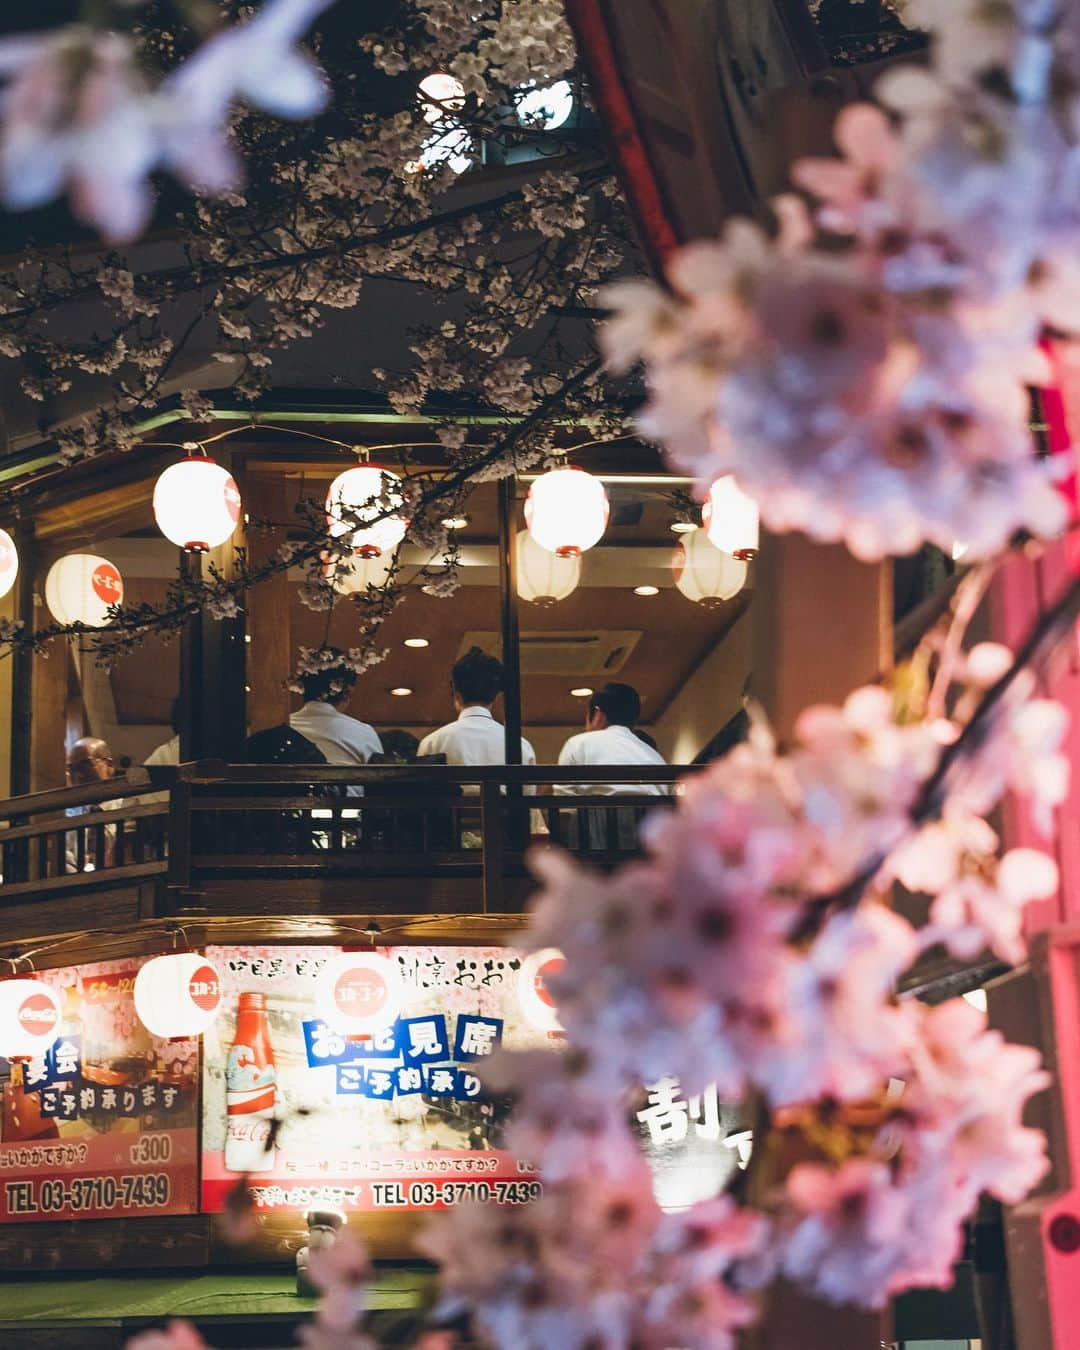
[[670, 520, 698, 534], [633, 585, 660, 596], [442, 514, 470, 530], [403, 637, 430, 648], [570, 687, 593, 698], [390, 687, 413, 697]]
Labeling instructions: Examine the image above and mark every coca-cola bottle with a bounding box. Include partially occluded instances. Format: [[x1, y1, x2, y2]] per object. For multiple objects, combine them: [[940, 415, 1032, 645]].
[[224, 992, 276, 1173]]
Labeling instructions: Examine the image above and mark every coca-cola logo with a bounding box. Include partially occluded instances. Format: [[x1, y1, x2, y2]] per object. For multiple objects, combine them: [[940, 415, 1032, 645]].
[[91, 562, 123, 605], [18, 992, 58, 1038], [334, 967, 389, 1016], [188, 963, 221, 1013], [534, 956, 564, 1009]]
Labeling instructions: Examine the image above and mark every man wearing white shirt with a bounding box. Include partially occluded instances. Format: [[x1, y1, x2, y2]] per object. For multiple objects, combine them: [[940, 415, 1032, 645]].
[[289, 668, 383, 772], [144, 699, 181, 767], [418, 647, 536, 769]]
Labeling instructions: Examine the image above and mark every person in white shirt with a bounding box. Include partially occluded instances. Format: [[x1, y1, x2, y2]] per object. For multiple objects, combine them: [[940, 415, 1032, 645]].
[[289, 667, 383, 777], [418, 647, 536, 769], [144, 698, 181, 766]]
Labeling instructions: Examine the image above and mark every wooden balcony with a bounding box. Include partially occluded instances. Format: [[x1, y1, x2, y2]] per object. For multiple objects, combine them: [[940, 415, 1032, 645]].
[[0, 764, 688, 950]]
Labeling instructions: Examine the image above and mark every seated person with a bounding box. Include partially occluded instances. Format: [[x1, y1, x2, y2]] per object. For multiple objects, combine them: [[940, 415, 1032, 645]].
[[144, 698, 181, 766], [418, 647, 535, 770], [289, 666, 382, 794], [65, 737, 125, 871], [378, 729, 420, 763], [238, 724, 337, 854]]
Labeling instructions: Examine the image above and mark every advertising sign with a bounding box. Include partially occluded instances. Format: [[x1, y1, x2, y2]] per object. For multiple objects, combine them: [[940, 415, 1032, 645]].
[[201, 945, 557, 1215], [0, 957, 199, 1222]]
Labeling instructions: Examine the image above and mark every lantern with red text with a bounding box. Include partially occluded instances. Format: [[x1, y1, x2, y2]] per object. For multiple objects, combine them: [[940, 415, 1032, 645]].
[[525, 468, 609, 557], [0, 979, 62, 1057], [326, 465, 409, 558], [45, 553, 124, 627], [703, 476, 759, 559], [0, 528, 18, 600], [673, 530, 748, 608], [153, 457, 241, 551], [134, 953, 223, 1038], [517, 948, 565, 1034], [316, 952, 403, 1035]]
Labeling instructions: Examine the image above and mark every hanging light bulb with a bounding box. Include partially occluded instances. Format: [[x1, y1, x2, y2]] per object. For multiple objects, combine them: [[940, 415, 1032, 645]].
[[322, 548, 397, 595], [315, 952, 403, 1035], [672, 530, 748, 608], [516, 529, 581, 606], [134, 953, 222, 1038], [154, 455, 241, 551], [45, 553, 123, 627], [702, 476, 759, 559], [525, 467, 609, 557], [0, 979, 61, 1057], [0, 528, 18, 600], [326, 465, 409, 559]]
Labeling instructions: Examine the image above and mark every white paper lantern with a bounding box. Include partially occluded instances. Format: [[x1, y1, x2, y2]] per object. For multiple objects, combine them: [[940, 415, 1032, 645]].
[[418, 71, 466, 123], [326, 465, 408, 559], [515, 79, 574, 130], [45, 553, 124, 627], [517, 948, 565, 1033], [703, 476, 760, 558], [525, 468, 609, 557], [0, 979, 61, 1057], [134, 953, 222, 1039], [0, 528, 18, 600], [516, 529, 581, 606], [672, 531, 748, 608], [323, 548, 397, 595], [154, 457, 241, 551], [316, 952, 403, 1035]]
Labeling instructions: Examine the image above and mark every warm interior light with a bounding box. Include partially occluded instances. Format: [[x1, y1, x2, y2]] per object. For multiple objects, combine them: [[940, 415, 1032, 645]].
[[442, 514, 470, 531], [403, 637, 430, 648], [326, 465, 408, 558], [570, 687, 593, 698], [525, 467, 609, 557], [673, 530, 749, 607], [45, 553, 124, 627], [0, 528, 18, 600], [390, 686, 413, 696], [323, 547, 396, 595], [516, 529, 581, 606], [670, 520, 698, 534], [633, 585, 660, 596], [154, 457, 242, 552], [703, 476, 760, 558], [515, 79, 574, 130], [418, 72, 466, 123]]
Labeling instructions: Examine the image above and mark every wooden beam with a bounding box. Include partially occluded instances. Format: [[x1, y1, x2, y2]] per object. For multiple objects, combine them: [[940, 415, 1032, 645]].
[[241, 471, 292, 735]]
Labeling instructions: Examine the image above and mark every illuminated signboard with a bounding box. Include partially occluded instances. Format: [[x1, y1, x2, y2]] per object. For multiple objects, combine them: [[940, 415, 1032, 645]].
[[0, 957, 199, 1223]]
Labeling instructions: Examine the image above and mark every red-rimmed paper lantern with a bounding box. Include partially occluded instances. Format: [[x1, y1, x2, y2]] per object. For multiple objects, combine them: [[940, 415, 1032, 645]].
[[0, 978, 62, 1057], [0, 527, 18, 600], [672, 530, 748, 608], [316, 952, 403, 1035], [525, 467, 609, 557], [326, 465, 409, 559], [517, 948, 565, 1034], [134, 953, 222, 1038], [702, 476, 759, 559], [153, 457, 241, 551], [516, 529, 581, 605], [44, 553, 123, 627]]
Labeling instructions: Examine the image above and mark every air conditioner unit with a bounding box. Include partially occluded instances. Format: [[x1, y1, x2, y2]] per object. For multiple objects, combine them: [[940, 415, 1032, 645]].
[[459, 631, 642, 677]]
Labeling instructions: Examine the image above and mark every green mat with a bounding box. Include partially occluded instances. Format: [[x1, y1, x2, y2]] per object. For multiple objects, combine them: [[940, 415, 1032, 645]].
[[0, 1270, 433, 1328]]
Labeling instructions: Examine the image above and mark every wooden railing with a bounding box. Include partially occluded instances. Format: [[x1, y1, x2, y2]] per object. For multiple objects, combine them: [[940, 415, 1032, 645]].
[[0, 763, 689, 913]]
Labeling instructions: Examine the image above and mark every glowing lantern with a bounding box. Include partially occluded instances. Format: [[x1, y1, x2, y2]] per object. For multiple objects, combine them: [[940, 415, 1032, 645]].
[[323, 548, 396, 595], [45, 553, 123, 627], [154, 457, 241, 552], [326, 465, 408, 559], [525, 468, 609, 557], [703, 476, 759, 559], [418, 71, 466, 123], [516, 529, 581, 606], [316, 952, 403, 1035], [515, 80, 574, 130], [133, 953, 222, 1039], [0, 528, 18, 599], [518, 948, 565, 1033], [673, 531, 748, 608], [0, 979, 61, 1057]]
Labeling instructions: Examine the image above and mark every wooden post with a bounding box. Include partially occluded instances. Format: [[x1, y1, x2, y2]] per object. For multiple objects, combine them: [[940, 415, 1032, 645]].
[[241, 471, 292, 735], [9, 518, 33, 796], [497, 475, 523, 764], [178, 545, 247, 762]]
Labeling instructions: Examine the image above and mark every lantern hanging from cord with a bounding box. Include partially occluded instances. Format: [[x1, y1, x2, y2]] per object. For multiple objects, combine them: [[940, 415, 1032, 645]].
[[154, 453, 241, 552], [0, 978, 61, 1057], [672, 530, 748, 608], [0, 528, 18, 600], [323, 547, 397, 595], [516, 529, 581, 606], [45, 553, 124, 627], [133, 953, 222, 1039], [702, 476, 760, 559], [524, 467, 609, 557], [316, 951, 403, 1036], [326, 465, 409, 559]]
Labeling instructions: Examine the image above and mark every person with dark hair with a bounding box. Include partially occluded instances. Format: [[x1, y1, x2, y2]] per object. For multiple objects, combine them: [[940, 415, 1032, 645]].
[[144, 696, 181, 766], [417, 647, 535, 768], [377, 729, 420, 763], [289, 663, 382, 774], [556, 681, 667, 795]]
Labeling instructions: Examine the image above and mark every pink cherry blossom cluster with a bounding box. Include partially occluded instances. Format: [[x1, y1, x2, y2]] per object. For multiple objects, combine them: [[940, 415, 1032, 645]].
[[602, 0, 1080, 560]]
